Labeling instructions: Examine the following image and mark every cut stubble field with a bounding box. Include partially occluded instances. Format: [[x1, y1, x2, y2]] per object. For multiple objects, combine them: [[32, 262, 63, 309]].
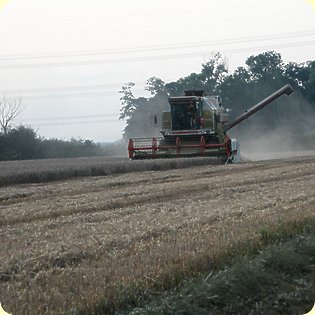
[[0, 156, 315, 314]]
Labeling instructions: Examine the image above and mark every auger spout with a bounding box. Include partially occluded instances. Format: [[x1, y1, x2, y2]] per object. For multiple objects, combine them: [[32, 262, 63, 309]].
[[225, 84, 294, 132]]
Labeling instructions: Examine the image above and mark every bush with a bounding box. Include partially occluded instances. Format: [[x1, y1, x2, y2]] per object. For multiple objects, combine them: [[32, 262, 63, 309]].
[[0, 125, 105, 161]]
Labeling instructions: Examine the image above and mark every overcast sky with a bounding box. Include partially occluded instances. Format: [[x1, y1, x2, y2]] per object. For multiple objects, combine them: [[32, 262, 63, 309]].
[[0, 0, 314, 142]]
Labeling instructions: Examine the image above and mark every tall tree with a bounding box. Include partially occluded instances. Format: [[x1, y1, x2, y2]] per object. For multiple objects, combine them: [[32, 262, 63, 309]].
[[0, 97, 22, 134], [164, 52, 228, 96], [219, 66, 256, 119], [119, 82, 137, 120], [307, 66, 315, 103], [284, 61, 315, 104], [200, 52, 228, 92], [145, 77, 166, 96], [245, 50, 284, 84], [0, 126, 39, 160], [119, 81, 169, 139]]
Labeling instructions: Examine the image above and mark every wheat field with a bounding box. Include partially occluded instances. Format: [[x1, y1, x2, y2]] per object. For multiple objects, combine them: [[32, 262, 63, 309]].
[[0, 156, 315, 314]]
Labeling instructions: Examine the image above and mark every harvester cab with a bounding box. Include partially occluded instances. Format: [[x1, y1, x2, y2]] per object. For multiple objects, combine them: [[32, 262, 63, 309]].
[[161, 90, 228, 144], [128, 84, 293, 162]]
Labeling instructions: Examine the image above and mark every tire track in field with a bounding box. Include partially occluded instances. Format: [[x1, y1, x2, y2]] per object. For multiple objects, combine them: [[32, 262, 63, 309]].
[[1, 164, 314, 225], [0, 157, 310, 205], [1, 163, 314, 227], [1, 157, 313, 207], [0, 174, 183, 206], [2, 194, 314, 285]]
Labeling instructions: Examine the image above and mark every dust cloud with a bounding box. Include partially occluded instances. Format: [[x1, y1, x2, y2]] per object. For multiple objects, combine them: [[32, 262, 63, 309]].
[[229, 94, 315, 161]]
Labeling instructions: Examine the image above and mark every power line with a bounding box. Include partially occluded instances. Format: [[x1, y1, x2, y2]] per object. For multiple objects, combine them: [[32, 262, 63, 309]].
[[1, 39, 314, 70], [1, 37, 314, 100], [0, 82, 146, 95], [6, 88, 147, 100], [0, 29, 314, 61], [17, 113, 119, 122], [22, 119, 122, 127], [13, 91, 120, 100], [0, 12, 299, 41]]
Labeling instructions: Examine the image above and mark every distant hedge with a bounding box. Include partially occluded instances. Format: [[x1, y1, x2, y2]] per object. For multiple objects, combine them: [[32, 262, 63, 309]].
[[0, 125, 105, 161]]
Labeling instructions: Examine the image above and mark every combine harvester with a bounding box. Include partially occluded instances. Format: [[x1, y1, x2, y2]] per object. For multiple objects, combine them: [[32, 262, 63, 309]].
[[128, 84, 293, 163]]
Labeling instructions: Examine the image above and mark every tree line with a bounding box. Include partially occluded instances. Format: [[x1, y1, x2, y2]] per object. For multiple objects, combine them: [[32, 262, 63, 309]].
[[0, 96, 110, 160], [0, 97, 126, 161], [119, 51, 315, 141], [0, 125, 105, 160]]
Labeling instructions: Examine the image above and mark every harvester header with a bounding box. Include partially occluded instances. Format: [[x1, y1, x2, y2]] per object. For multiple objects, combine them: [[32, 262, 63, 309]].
[[128, 84, 293, 162]]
